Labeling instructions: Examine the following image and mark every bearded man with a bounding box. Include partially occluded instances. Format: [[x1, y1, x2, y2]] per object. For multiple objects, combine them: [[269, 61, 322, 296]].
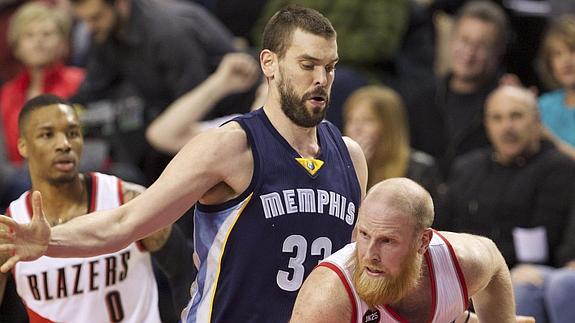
[[0, 6, 367, 323], [290, 177, 533, 323]]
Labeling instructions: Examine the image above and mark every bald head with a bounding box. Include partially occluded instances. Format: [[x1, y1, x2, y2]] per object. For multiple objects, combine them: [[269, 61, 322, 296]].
[[486, 85, 538, 116], [362, 178, 434, 232], [484, 85, 541, 164]]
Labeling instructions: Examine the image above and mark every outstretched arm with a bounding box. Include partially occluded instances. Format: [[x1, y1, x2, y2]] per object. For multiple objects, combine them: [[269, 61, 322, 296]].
[[443, 232, 516, 323], [0, 123, 251, 272], [121, 181, 171, 252]]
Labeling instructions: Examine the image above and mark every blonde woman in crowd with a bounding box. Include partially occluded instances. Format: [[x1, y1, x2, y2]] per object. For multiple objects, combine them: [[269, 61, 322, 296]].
[[1, 2, 84, 166], [343, 85, 442, 196]]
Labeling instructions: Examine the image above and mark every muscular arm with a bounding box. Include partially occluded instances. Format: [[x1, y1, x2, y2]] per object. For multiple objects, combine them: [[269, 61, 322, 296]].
[[290, 266, 352, 323], [121, 181, 171, 252], [443, 232, 516, 323], [0, 122, 251, 270]]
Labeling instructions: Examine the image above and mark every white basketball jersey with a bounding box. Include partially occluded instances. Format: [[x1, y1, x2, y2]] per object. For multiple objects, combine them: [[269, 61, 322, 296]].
[[319, 230, 469, 323], [8, 172, 161, 323]]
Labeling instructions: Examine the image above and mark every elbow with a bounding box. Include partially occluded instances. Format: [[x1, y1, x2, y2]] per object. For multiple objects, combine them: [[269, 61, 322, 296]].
[[145, 124, 163, 151]]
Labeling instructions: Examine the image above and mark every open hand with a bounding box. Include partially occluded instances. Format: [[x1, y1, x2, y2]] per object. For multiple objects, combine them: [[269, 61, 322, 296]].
[[0, 191, 50, 272]]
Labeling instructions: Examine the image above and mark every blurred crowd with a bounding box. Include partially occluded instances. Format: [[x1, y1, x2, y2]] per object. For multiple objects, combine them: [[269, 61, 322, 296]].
[[2, 0, 575, 322]]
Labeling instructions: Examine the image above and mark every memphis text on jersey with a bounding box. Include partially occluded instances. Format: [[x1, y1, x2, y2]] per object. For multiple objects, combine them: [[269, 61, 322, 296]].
[[260, 188, 356, 225]]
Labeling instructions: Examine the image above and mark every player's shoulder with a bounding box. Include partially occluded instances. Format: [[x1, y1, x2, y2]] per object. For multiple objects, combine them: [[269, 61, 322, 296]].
[[437, 231, 496, 263], [437, 231, 500, 293], [180, 121, 250, 160], [342, 136, 362, 154], [203, 121, 248, 147]]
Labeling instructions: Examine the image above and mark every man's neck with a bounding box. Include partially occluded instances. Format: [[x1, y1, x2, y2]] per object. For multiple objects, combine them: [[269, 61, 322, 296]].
[[262, 102, 321, 159], [449, 75, 485, 94], [31, 175, 88, 224]]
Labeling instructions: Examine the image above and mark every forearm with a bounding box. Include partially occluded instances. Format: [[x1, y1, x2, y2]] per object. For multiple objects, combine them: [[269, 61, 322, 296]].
[[146, 74, 231, 153], [46, 205, 135, 258]]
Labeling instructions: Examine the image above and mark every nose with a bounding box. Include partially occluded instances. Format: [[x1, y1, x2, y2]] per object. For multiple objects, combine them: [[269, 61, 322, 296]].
[[313, 66, 328, 87], [363, 240, 380, 264], [55, 133, 72, 153]]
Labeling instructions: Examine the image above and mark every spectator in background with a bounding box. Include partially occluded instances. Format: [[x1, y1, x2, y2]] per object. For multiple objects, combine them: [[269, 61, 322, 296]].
[[68, 0, 237, 182], [342, 85, 442, 196], [190, 0, 270, 49], [1, 1, 83, 166], [536, 15, 575, 160], [513, 199, 575, 323], [70, 0, 235, 111], [406, 0, 510, 177], [0, 1, 84, 210], [438, 86, 575, 286], [146, 52, 261, 155]]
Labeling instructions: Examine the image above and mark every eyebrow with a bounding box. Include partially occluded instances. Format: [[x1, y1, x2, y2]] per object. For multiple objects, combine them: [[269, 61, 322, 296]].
[[298, 54, 339, 64], [35, 123, 80, 130]]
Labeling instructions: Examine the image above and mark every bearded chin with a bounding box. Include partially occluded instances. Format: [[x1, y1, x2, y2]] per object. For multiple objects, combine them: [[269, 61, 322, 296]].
[[278, 77, 328, 128], [352, 248, 423, 309]]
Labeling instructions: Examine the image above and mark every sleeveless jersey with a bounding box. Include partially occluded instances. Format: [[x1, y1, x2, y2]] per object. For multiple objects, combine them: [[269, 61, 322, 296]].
[[182, 109, 362, 322], [8, 172, 161, 323], [319, 231, 469, 323]]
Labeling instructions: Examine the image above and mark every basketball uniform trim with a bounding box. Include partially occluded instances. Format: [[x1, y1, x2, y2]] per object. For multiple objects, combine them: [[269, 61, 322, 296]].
[[317, 262, 357, 323], [116, 177, 124, 205], [196, 118, 261, 213], [426, 251, 438, 323], [26, 307, 52, 323], [256, 109, 329, 178], [433, 230, 470, 309], [206, 193, 254, 322], [322, 122, 361, 201], [88, 172, 98, 212]]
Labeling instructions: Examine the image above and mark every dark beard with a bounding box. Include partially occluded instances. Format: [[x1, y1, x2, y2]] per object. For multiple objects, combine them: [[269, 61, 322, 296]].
[[279, 76, 329, 128]]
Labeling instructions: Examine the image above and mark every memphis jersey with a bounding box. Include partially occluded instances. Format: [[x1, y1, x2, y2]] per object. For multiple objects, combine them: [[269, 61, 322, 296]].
[[8, 172, 160, 323], [182, 108, 361, 322], [319, 231, 469, 323]]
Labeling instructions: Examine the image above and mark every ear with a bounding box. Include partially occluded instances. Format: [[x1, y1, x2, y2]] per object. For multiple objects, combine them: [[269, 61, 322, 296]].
[[260, 49, 277, 79], [18, 137, 29, 159], [417, 228, 433, 255]]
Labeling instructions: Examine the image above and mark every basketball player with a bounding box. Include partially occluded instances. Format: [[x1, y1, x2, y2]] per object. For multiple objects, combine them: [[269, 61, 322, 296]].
[[0, 6, 368, 322], [0, 94, 171, 322], [290, 178, 534, 323]]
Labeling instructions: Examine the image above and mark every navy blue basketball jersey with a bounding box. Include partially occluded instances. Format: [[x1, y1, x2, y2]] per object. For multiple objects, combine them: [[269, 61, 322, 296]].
[[182, 108, 361, 323]]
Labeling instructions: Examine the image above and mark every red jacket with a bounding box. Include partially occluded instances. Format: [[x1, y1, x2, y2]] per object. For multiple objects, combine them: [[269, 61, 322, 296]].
[[0, 63, 85, 164]]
